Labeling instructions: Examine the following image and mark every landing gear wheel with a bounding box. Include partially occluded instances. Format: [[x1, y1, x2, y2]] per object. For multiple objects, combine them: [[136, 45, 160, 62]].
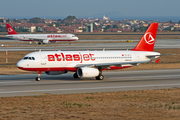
[[36, 71, 41, 81], [35, 77, 41, 81], [73, 73, 79, 79], [38, 42, 41, 45], [96, 75, 104, 80]]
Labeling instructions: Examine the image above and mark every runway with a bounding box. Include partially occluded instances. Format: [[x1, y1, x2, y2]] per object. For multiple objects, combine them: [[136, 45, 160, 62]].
[[0, 69, 180, 97], [0, 39, 180, 51]]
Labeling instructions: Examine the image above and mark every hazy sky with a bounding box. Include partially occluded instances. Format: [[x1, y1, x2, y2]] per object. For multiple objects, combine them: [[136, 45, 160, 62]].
[[0, 0, 180, 19]]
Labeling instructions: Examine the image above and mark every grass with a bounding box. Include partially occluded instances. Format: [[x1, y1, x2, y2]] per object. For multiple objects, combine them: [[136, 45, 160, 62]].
[[1, 89, 180, 119], [0, 48, 180, 75]]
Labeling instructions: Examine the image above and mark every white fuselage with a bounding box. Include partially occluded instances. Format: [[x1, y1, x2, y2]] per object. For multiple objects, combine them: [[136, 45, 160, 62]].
[[17, 50, 160, 72], [6, 34, 78, 42]]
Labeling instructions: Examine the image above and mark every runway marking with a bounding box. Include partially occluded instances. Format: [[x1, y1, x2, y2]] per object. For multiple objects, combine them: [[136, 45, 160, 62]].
[[0, 83, 180, 94], [0, 81, 31, 84]]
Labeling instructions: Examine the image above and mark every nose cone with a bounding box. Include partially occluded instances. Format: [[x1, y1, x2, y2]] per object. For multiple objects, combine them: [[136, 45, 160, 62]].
[[17, 60, 26, 69], [75, 37, 79, 41]]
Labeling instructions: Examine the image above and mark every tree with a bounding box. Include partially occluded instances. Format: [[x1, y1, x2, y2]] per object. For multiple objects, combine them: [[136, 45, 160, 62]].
[[63, 15, 76, 22], [113, 25, 118, 28], [6, 19, 10, 23], [12, 19, 20, 23], [104, 25, 111, 32], [65, 22, 71, 26], [139, 27, 146, 32], [16, 28, 29, 32], [57, 19, 62, 21], [48, 23, 54, 26], [0, 26, 7, 32], [83, 28, 86, 32], [29, 17, 42, 23], [55, 23, 60, 27]]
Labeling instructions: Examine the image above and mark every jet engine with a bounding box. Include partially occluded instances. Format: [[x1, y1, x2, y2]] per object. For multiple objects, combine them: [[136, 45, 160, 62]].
[[43, 39, 49, 44], [77, 67, 99, 78], [45, 71, 67, 75]]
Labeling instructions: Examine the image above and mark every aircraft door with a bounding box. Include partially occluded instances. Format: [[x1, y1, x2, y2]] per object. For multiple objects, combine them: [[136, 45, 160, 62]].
[[40, 54, 46, 65]]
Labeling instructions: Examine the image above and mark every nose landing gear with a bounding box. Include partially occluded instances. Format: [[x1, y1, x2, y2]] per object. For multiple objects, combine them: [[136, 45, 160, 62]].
[[35, 71, 41, 81]]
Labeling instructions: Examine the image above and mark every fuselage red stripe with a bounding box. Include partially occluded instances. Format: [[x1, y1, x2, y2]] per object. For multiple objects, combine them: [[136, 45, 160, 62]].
[[18, 66, 132, 72]]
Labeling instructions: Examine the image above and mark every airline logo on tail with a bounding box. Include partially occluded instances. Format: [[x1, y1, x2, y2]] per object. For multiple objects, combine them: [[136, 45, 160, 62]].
[[8, 28, 13, 33], [132, 23, 158, 52], [6, 24, 18, 35], [144, 32, 155, 45]]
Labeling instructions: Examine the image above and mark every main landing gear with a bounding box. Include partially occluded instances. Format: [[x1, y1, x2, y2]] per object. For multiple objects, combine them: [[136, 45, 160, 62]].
[[35, 71, 41, 81], [73, 72, 79, 79], [95, 70, 104, 80], [95, 75, 104, 80]]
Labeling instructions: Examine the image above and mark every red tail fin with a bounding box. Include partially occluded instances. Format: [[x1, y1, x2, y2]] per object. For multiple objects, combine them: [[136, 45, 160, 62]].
[[132, 23, 158, 52], [6, 24, 18, 35]]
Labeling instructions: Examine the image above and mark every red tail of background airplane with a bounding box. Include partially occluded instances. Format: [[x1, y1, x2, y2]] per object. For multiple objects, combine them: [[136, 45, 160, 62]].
[[132, 23, 158, 52], [6, 24, 18, 35]]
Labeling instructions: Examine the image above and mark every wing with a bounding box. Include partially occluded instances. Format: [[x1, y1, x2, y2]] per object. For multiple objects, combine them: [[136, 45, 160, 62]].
[[75, 61, 149, 69]]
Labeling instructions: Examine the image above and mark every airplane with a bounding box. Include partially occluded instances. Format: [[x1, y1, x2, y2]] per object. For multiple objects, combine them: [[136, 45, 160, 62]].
[[17, 23, 160, 81], [5, 24, 79, 44]]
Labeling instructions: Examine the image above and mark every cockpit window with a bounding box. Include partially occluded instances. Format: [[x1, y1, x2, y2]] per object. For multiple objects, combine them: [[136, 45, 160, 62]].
[[23, 57, 35, 60], [23, 57, 28, 60]]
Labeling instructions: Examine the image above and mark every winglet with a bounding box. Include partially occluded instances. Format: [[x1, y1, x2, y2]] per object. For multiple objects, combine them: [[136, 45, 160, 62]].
[[6, 24, 18, 35], [132, 23, 158, 52]]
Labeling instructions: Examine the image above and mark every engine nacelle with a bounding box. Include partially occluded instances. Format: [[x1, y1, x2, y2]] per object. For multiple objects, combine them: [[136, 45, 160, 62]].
[[43, 39, 49, 44], [45, 71, 67, 75], [77, 67, 99, 78]]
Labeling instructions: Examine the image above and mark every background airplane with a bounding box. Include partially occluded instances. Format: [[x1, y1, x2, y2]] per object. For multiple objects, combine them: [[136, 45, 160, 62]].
[[5, 24, 79, 44], [17, 23, 160, 81]]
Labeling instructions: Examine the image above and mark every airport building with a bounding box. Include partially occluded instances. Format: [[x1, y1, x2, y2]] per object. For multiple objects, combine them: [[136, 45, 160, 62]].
[[86, 23, 93, 32]]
